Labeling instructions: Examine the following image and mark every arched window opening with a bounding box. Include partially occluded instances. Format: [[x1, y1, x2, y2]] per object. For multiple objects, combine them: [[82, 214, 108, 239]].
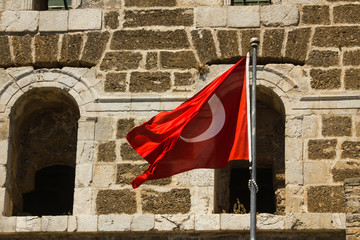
[[9, 88, 79, 216], [215, 86, 285, 214]]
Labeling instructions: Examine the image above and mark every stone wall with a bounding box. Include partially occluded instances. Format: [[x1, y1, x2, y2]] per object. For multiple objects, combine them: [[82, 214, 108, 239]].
[[345, 178, 360, 240]]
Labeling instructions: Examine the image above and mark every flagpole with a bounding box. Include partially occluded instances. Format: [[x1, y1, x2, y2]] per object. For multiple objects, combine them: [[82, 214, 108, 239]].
[[249, 37, 259, 240]]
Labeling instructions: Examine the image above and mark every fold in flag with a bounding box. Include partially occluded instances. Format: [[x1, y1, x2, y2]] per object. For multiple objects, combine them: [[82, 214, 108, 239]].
[[127, 57, 249, 188]]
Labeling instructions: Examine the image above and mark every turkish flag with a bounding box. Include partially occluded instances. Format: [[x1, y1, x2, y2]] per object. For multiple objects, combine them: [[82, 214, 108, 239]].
[[127, 57, 249, 188]]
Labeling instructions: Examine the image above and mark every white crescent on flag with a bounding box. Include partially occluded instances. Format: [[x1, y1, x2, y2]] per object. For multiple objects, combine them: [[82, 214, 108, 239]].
[[180, 94, 226, 143]]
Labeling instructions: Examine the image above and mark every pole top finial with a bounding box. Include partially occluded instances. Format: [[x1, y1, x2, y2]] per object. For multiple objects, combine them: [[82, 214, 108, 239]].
[[250, 37, 259, 47]]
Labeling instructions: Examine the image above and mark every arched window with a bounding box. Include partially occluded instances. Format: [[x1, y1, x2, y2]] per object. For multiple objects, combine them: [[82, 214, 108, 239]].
[[9, 88, 79, 216], [215, 86, 285, 214]]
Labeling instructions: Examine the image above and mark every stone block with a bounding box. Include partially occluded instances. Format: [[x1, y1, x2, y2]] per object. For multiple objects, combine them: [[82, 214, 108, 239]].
[[145, 52, 158, 70], [75, 163, 93, 187], [95, 118, 116, 142], [124, 0, 176, 7], [313, 26, 360, 48], [0, 141, 8, 165], [120, 143, 143, 161], [195, 214, 220, 230], [76, 141, 95, 164], [342, 141, 360, 159], [124, 9, 193, 27], [98, 141, 116, 162], [73, 188, 93, 215], [104, 11, 119, 29], [285, 161, 303, 185], [160, 51, 197, 69], [306, 50, 339, 67], [100, 52, 142, 71], [194, 7, 226, 27], [96, 189, 137, 214], [257, 214, 284, 229], [285, 213, 333, 230], [141, 189, 191, 214], [332, 213, 346, 229], [174, 72, 194, 86], [154, 214, 195, 231], [0, 36, 12, 67], [261, 5, 298, 27], [240, 29, 260, 56], [332, 161, 360, 182], [302, 115, 319, 138], [0, 11, 38, 32], [16, 216, 41, 232], [322, 116, 351, 137], [302, 5, 330, 25], [262, 29, 284, 62], [105, 73, 127, 92], [80, 31, 110, 67], [60, 34, 83, 67], [11, 35, 32, 66], [304, 161, 328, 185], [68, 216, 77, 232], [98, 214, 132, 231], [77, 215, 98, 232], [308, 139, 337, 160], [34, 34, 59, 68], [191, 29, 218, 63], [344, 49, 360, 66], [111, 30, 189, 50], [0, 165, 7, 187], [307, 186, 345, 213], [78, 120, 96, 141], [285, 185, 305, 213], [131, 215, 155, 231], [310, 68, 341, 90], [80, 0, 104, 8], [220, 214, 249, 230], [216, 30, 239, 60], [334, 4, 360, 24], [0, 217, 16, 232], [345, 69, 360, 90], [39, 11, 68, 32], [93, 164, 115, 188], [117, 118, 135, 139], [41, 216, 68, 232], [130, 72, 171, 92], [228, 6, 260, 28], [68, 9, 102, 30]]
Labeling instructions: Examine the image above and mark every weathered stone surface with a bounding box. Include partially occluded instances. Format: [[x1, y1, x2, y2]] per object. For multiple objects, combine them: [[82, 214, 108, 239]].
[[93, 164, 115, 188], [160, 51, 197, 69], [308, 139, 337, 160], [310, 68, 341, 90], [228, 6, 260, 28], [39, 11, 68, 32], [0, 11, 38, 32], [261, 5, 299, 27], [345, 69, 360, 90], [124, 0, 176, 7], [332, 161, 360, 182], [72, 188, 92, 215], [262, 29, 285, 62], [194, 7, 227, 27], [120, 143, 143, 161], [344, 49, 360, 66], [191, 30, 217, 63], [117, 119, 135, 139], [131, 215, 155, 231], [104, 11, 119, 29], [240, 29, 260, 56], [130, 72, 171, 92], [322, 116, 351, 137], [302, 5, 330, 25], [41, 216, 68, 232], [154, 214, 195, 231], [60, 34, 83, 67], [95, 117, 115, 141], [75, 163, 93, 187], [217, 30, 239, 60], [0, 217, 16, 232], [334, 4, 360, 24], [105, 73, 127, 92], [342, 141, 360, 159], [98, 214, 132, 231], [141, 189, 191, 214], [34, 34, 59, 68], [80, 31, 110, 67], [111, 30, 189, 50], [195, 214, 220, 231], [313, 26, 360, 47], [304, 161, 328, 185], [306, 50, 339, 67], [80, 0, 104, 8], [11, 35, 32, 66], [307, 186, 345, 213], [16, 216, 41, 232], [146, 52, 158, 70], [98, 141, 116, 162], [77, 215, 97, 232], [124, 9, 193, 27], [0, 36, 12, 67], [174, 72, 194, 86], [284, 28, 311, 64], [68, 9, 102, 31], [96, 189, 137, 214], [100, 52, 142, 71]]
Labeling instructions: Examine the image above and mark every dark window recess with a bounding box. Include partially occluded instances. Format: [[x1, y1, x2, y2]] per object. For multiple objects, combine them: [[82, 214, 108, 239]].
[[229, 168, 275, 214], [33, 0, 72, 10], [232, 0, 271, 5], [22, 165, 75, 216]]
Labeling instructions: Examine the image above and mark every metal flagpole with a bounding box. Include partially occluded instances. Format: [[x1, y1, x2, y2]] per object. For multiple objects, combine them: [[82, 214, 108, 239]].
[[249, 37, 259, 240]]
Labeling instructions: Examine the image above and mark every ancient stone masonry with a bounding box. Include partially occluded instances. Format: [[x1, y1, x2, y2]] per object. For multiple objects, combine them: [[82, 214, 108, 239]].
[[0, 0, 359, 238]]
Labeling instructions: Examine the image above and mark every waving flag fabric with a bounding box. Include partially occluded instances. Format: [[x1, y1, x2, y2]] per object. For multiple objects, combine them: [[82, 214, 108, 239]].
[[127, 57, 249, 188]]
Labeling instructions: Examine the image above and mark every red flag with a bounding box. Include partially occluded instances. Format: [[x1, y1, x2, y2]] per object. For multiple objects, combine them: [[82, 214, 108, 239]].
[[127, 57, 249, 188]]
